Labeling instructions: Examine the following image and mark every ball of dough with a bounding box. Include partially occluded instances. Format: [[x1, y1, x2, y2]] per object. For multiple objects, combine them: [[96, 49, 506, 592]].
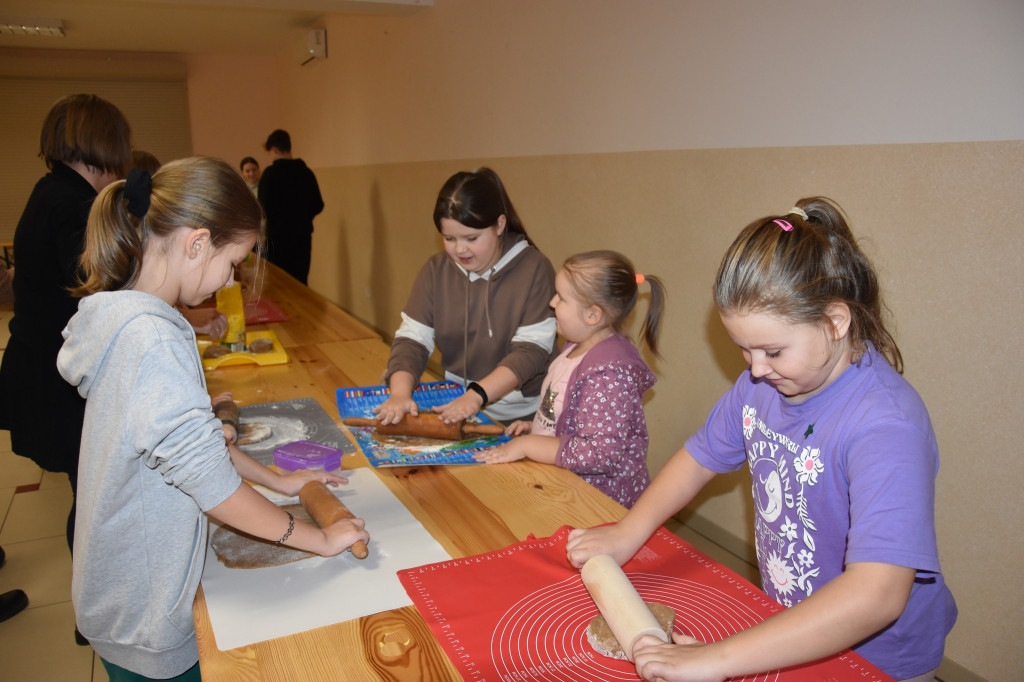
[[248, 337, 274, 354], [203, 344, 231, 359]]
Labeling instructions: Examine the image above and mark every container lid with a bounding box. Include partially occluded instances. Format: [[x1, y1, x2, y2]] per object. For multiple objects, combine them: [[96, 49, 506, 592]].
[[273, 440, 342, 472]]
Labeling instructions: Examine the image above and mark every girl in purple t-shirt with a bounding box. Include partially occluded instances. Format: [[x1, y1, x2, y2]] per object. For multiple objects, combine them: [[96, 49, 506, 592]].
[[475, 250, 665, 508], [566, 199, 956, 682]]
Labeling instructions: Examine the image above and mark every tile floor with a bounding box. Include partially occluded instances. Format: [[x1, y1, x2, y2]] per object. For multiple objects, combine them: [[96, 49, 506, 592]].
[[0, 304, 109, 681]]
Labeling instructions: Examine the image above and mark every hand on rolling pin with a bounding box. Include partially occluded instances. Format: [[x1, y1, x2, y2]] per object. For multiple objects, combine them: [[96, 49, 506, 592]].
[[566, 524, 644, 569], [431, 391, 484, 423], [212, 392, 238, 443], [373, 395, 419, 425], [633, 633, 719, 682], [318, 516, 370, 559]]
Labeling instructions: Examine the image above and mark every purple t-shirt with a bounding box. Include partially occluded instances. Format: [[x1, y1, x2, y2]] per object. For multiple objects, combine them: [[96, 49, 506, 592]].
[[686, 349, 956, 679]]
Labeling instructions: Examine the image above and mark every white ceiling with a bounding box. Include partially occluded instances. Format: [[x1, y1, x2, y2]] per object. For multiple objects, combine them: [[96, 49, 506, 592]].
[[0, 0, 429, 55]]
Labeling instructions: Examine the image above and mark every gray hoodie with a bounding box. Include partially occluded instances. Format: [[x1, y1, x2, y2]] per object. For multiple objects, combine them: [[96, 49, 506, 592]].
[[58, 291, 241, 678]]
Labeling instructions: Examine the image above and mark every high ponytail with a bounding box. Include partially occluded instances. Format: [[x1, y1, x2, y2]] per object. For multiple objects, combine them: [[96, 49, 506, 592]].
[[714, 196, 902, 372]]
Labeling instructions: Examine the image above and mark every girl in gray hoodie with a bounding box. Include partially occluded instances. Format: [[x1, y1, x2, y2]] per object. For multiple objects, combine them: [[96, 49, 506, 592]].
[[57, 157, 369, 681]]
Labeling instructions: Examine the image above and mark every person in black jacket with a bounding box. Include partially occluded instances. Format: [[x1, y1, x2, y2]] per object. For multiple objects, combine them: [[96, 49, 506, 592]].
[[0, 94, 132, 560], [257, 129, 324, 284]]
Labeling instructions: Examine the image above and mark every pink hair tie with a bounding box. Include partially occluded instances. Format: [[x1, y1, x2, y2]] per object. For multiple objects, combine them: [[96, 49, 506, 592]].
[[635, 273, 645, 285], [773, 219, 794, 232]]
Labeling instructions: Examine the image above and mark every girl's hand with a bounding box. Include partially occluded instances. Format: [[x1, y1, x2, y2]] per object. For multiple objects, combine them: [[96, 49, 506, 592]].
[[634, 633, 721, 682], [473, 441, 528, 464], [433, 393, 483, 423], [373, 395, 418, 425], [272, 469, 349, 497], [505, 420, 532, 436], [184, 308, 228, 339], [220, 422, 238, 445], [565, 524, 640, 569], [211, 392, 237, 443], [211, 391, 234, 404], [318, 517, 370, 557]]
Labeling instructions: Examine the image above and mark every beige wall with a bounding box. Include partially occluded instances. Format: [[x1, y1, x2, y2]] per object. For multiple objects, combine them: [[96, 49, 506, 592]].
[[225, 3, 1018, 678], [184, 53, 284, 170], [9, 0, 1021, 679]]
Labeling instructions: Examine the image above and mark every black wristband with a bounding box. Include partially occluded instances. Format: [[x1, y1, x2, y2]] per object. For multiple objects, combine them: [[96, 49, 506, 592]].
[[466, 381, 489, 405]]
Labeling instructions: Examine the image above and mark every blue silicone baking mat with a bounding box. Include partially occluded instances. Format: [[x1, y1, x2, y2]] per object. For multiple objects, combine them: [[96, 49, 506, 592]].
[[336, 381, 509, 467]]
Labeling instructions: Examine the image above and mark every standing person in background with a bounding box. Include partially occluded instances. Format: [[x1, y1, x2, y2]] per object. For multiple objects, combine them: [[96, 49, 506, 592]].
[[239, 156, 259, 196], [131, 149, 161, 175], [0, 93, 132, 575], [257, 130, 323, 284], [376, 167, 558, 426]]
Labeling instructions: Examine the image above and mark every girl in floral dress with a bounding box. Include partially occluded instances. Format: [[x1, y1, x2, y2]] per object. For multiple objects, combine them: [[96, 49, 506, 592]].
[[475, 250, 665, 509], [565, 198, 956, 682]]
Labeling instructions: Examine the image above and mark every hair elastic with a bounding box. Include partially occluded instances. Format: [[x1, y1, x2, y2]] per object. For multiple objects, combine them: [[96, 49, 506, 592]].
[[773, 219, 794, 232], [788, 207, 809, 220], [124, 168, 152, 219], [635, 273, 645, 285]]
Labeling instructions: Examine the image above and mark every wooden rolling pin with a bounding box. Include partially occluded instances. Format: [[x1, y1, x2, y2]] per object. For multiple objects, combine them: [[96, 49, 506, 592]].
[[212, 397, 239, 432], [342, 413, 505, 440], [299, 481, 369, 559], [581, 555, 669, 663]]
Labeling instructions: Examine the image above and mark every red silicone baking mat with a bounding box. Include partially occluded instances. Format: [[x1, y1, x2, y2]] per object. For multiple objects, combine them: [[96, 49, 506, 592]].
[[244, 297, 289, 324], [398, 526, 893, 681]]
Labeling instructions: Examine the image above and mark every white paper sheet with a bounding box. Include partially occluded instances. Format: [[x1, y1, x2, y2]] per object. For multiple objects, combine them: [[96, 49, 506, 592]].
[[200, 467, 451, 650]]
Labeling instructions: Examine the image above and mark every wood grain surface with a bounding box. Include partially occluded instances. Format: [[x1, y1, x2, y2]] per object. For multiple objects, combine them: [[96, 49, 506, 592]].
[[195, 262, 626, 681]]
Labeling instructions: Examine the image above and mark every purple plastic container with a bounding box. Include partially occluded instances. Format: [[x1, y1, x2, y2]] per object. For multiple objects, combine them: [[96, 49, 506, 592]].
[[273, 441, 343, 472]]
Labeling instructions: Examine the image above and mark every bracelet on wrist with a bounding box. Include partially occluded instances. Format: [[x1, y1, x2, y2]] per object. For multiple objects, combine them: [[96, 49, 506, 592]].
[[277, 511, 295, 544], [466, 381, 489, 405]]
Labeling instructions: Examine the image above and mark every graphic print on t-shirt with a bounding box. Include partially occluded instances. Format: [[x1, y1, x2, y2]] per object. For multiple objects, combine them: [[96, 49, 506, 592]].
[[538, 384, 558, 422], [743, 404, 823, 607]]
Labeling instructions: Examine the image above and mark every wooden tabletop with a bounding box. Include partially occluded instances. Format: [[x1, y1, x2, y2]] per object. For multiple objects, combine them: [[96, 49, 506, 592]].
[[194, 263, 626, 681]]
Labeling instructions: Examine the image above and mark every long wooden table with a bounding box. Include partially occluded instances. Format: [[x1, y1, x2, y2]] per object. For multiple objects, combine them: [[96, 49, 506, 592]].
[[194, 263, 626, 680]]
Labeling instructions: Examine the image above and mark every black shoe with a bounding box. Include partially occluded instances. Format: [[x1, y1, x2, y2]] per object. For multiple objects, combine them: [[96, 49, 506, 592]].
[[0, 545, 6, 567], [75, 627, 90, 646], [0, 589, 28, 623]]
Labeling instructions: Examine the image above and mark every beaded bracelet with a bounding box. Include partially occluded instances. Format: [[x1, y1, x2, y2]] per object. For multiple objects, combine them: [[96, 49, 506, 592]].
[[277, 511, 295, 544]]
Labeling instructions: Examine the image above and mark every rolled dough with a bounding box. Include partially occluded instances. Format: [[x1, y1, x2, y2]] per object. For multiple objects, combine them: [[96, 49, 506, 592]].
[[211, 503, 315, 569], [580, 554, 671, 661], [236, 421, 272, 445], [587, 602, 675, 660]]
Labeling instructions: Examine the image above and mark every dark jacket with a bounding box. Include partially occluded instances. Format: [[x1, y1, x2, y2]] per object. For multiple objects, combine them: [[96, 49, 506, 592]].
[[257, 157, 323, 284], [0, 163, 93, 474]]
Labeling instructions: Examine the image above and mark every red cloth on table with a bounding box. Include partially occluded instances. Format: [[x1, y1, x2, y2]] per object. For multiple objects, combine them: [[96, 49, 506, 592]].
[[399, 525, 893, 681]]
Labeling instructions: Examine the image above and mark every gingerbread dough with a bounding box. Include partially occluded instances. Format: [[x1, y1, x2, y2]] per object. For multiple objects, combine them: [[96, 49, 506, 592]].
[[211, 503, 315, 569], [236, 421, 272, 445], [586, 602, 675, 660]]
